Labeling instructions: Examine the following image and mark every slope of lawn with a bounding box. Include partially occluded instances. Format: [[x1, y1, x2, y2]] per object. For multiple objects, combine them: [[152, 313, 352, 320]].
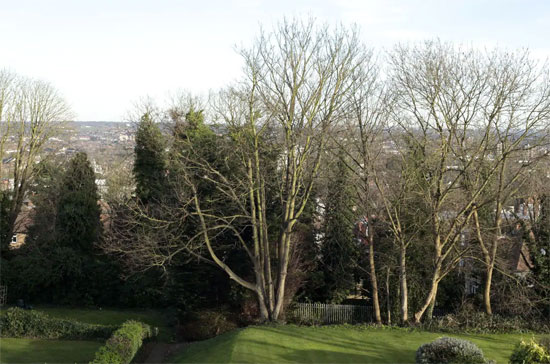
[[0, 338, 101, 364], [171, 325, 545, 364]]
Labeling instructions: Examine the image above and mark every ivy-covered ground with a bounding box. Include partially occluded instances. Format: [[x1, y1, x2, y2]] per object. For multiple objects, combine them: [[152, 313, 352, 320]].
[[171, 325, 547, 364]]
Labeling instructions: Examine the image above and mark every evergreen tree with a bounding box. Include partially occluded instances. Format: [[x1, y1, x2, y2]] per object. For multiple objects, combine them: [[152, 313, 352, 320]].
[[134, 112, 167, 204], [56, 152, 101, 251], [319, 156, 359, 303]]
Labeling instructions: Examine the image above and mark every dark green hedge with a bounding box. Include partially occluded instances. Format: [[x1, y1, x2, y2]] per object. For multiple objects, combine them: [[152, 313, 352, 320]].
[[0, 307, 115, 339], [90, 320, 156, 364]]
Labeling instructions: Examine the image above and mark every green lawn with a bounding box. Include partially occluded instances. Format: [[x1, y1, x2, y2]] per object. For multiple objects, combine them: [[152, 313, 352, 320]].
[[0, 338, 101, 364], [171, 325, 547, 364]]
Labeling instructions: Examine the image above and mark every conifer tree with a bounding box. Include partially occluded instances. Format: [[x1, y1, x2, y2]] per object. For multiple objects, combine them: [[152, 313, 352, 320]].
[[319, 156, 359, 303], [56, 152, 101, 251], [134, 112, 167, 204]]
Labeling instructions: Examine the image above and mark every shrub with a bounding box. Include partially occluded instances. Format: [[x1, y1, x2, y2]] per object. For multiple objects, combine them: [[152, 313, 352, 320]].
[[0, 307, 114, 339], [509, 338, 550, 364], [540, 337, 550, 353], [90, 320, 155, 364], [423, 311, 550, 334], [177, 310, 238, 341], [287, 310, 323, 326], [416, 337, 493, 364]]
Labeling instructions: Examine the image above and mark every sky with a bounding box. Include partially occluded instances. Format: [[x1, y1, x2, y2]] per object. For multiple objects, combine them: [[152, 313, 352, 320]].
[[1, 0, 549, 121]]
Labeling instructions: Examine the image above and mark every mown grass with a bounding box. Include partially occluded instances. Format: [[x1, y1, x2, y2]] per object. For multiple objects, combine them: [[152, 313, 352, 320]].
[[171, 325, 547, 364], [0, 338, 101, 364]]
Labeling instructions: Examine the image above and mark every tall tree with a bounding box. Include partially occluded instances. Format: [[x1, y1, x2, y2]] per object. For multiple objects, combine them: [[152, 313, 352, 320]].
[[461, 50, 550, 315], [339, 54, 391, 324], [389, 42, 550, 322], [0, 69, 72, 250], [56, 152, 101, 252], [105, 19, 365, 321], [133, 112, 167, 204], [188, 19, 365, 321], [319, 155, 359, 303]]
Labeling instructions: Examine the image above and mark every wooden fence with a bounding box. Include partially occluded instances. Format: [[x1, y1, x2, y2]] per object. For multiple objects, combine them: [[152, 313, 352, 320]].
[[291, 303, 373, 325]]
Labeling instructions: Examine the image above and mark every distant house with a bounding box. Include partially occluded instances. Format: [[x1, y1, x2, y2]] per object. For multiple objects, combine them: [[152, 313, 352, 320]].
[[503, 236, 534, 276], [98, 199, 112, 231], [8, 198, 110, 250], [1, 178, 14, 191], [462, 231, 534, 295], [10, 199, 35, 250]]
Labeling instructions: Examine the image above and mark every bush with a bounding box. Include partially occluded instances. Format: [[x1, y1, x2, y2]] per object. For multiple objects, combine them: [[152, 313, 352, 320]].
[[509, 338, 550, 364], [423, 311, 550, 334], [90, 320, 156, 364], [540, 338, 550, 353], [177, 310, 238, 341], [0, 307, 114, 339], [416, 337, 493, 364], [286, 309, 323, 326]]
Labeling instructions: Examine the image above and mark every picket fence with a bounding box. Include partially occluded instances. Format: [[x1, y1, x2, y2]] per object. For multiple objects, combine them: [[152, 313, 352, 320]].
[[292, 302, 374, 324]]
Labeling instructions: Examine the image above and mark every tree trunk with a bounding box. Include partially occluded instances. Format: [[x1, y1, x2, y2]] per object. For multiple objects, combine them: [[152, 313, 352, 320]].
[[414, 231, 442, 323], [386, 266, 391, 325], [484, 261, 494, 315], [414, 273, 440, 323], [272, 232, 291, 321], [399, 243, 409, 324], [473, 205, 498, 316], [368, 239, 382, 324], [256, 290, 270, 322], [426, 295, 436, 322]]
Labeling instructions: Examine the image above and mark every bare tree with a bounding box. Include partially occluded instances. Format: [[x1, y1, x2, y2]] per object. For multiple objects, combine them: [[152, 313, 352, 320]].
[[187, 19, 366, 321], [386, 41, 546, 322], [466, 51, 550, 315], [103, 19, 366, 321], [0, 69, 72, 248], [336, 55, 391, 324]]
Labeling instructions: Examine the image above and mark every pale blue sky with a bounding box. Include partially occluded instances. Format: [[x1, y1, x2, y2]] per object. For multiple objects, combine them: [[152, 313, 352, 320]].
[[1, 0, 549, 121]]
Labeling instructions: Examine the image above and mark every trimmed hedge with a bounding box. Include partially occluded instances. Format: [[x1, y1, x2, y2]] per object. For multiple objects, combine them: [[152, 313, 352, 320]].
[[509, 338, 550, 364], [90, 320, 156, 364], [416, 337, 493, 364], [0, 307, 115, 339]]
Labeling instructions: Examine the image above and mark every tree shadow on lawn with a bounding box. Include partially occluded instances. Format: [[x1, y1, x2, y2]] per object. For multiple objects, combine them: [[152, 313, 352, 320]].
[[237, 337, 414, 363], [258, 326, 416, 356], [281, 348, 411, 363], [250, 326, 526, 363], [258, 326, 374, 351]]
